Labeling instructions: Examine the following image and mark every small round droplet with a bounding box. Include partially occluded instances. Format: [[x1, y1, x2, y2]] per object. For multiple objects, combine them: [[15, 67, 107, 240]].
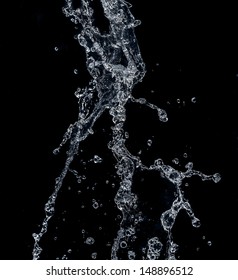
[[147, 139, 152, 146], [54, 46, 59, 52], [93, 155, 103, 163], [125, 131, 129, 138], [177, 98, 181, 103], [92, 201, 99, 209], [207, 241, 212, 246], [85, 237, 95, 245], [183, 153, 188, 158], [128, 250, 135, 259], [185, 162, 193, 169], [212, 173, 221, 183], [172, 158, 179, 165], [192, 218, 201, 228], [191, 97, 197, 103], [67, 249, 72, 253], [74, 69, 78, 74], [91, 252, 97, 259], [53, 148, 60, 155], [120, 241, 127, 248]]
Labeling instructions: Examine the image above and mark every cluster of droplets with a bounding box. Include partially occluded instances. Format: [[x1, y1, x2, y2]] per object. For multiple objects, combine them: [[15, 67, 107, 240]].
[[32, 0, 220, 260]]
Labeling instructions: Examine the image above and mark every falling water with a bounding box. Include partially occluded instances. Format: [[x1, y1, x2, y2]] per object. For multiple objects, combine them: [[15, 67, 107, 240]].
[[32, 0, 221, 260]]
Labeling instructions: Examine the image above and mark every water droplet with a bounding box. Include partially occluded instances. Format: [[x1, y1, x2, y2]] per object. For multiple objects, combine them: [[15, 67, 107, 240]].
[[120, 241, 127, 248], [172, 158, 179, 165], [54, 46, 59, 52], [92, 201, 99, 209], [91, 252, 97, 259], [212, 173, 221, 183], [183, 153, 188, 158], [67, 249, 72, 253], [93, 155, 103, 163], [74, 69, 78, 74], [125, 131, 129, 138], [192, 217, 201, 228], [177, 98, 181, 103], [191, 97, 196, 103], [85, 237, 95, 245], [53, 148, 60, 155], [128, 250, 135, 259], [207, 241, 212, 246], [185, 162, 193, 169], [147, 139, 152, 146]]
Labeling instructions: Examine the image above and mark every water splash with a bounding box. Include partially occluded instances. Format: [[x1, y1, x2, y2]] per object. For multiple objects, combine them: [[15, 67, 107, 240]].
[[32, 0, 221, 260]]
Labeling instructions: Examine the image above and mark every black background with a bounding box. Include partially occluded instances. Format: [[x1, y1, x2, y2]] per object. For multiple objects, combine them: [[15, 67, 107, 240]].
[[1, 0, 238, 259]]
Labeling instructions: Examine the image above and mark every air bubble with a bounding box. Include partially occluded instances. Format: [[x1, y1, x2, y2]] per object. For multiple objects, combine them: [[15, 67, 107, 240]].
[[74, 69, 78, 74], [191, 97, 196, 103]]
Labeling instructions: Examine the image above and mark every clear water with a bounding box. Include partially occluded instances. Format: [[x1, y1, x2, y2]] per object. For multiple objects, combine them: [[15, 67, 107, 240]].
[[32, 0, 221, 260]]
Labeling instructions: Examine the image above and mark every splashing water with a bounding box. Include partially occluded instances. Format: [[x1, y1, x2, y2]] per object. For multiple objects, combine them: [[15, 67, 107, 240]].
[[32, 0, 221, 260]]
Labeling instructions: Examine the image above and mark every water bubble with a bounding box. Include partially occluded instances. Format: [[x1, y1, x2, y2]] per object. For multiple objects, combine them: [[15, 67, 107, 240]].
[[54, 46, 59, 52], [183, 153, 188, 158], [207, 241, 212, 246], [177, 98, 181, 103], [67, 249, 72, 253], [74, 69, 78, 74], [191, 97, 197, 103], [85, 237, 95, 245]]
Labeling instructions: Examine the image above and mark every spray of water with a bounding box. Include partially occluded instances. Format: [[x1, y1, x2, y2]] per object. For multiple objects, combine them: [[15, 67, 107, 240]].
[[32, 0, 221, 260]]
